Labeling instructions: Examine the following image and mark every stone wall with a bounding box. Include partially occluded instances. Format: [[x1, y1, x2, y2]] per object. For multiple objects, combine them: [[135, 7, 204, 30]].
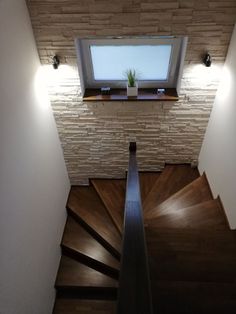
[[27, 0, 236, 184]]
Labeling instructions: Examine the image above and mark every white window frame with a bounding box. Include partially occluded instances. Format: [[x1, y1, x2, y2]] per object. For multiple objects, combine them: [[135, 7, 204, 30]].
[[76, 37, 185, 90]]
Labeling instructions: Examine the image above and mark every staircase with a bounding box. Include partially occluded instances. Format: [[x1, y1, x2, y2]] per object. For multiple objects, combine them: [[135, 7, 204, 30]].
[[53, 164, 236, 313]]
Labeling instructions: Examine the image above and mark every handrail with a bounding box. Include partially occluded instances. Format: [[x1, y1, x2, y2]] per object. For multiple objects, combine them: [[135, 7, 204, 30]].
[[117, 142, 153, 314]]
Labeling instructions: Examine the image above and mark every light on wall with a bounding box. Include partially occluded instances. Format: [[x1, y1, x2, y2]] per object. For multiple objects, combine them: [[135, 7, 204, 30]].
[[52, 55, 60, 69], [203, 53, 212, 67]]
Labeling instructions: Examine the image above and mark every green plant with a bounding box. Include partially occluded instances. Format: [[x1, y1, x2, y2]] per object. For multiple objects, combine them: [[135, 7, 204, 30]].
[[126, 69, 137, 87]]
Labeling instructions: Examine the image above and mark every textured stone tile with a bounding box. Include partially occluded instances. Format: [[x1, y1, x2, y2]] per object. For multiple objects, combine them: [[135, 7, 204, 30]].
[[26, 0, 236, 183]]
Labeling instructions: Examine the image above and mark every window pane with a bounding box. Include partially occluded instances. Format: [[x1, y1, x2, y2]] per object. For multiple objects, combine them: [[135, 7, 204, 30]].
[[90, 45, 172, 81]]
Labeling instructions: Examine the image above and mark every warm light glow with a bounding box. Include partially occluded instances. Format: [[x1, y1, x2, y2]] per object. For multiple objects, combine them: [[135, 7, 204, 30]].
[[190, 63, 223, 85], [41, 64, 77, 86], [34, 66, 51, 110], [34, 64, 77, 110], [216, 65, 232, 98]]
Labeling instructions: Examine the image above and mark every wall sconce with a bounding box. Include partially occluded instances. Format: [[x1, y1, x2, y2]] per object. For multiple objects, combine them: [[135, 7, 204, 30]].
[[203, 53, 212, 67], [52, 55, 60, 69]]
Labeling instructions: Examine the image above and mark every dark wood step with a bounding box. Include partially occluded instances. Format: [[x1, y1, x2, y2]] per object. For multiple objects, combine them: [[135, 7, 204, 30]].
[[91, 179, 126, 235], [144, 164, 199, 214], [139, 172, 161, 203], [145, 198, 229, 230], [67, 186, 121, 259], [62, 217, 119, 279], [145, 174, 213, 220], [55, 256, 117, 300], [151, 281, 236, 314], [53, 299, 116, 314], [146, 228, 236, 283], [146, 228, 236, 256]]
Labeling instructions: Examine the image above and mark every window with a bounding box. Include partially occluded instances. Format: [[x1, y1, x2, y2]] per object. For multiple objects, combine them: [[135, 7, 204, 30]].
[[76, 37, 187, 97], [90, 45, 172, 81]]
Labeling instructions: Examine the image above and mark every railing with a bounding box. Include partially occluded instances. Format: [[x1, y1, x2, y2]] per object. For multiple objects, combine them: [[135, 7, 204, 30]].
[[117, 142, 153, 314]]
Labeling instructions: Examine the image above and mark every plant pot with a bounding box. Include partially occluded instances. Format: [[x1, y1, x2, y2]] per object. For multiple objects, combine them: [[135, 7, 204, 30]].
[[127, 83, 138, 97]]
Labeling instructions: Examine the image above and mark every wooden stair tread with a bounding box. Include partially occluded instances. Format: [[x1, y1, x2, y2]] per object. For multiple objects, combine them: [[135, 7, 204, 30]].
[[146, 228, 236, 252], [151, 281, 236, 314], [146, 228, 236, 282], [145, 174, 213, 220], [67, 186, 122, 257], [91, 179, 126, 234], [62, 217, 119, 275], [145, 198, 229, 229], [53, 299, 116, 314], [144, 164, 199, 214], [56, 256, 117, 288], [139, 172, 161, 203]]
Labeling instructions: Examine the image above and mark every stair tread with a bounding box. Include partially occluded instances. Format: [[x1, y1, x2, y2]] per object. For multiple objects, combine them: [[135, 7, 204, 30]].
[[146, 228, 236, 251], [144, 164, 199, 215], [67, 186, 122, 255], [145, 199, 229, 229], [145, 174, 213, 220], [53, 299, 116, 314], [151, 281, 236, 314], [62, 217, 119, 271], [91, 179, 126, 234], [56, 256, 117, 288], [139, 172, 161, 203], [146, 228, 236, 282]]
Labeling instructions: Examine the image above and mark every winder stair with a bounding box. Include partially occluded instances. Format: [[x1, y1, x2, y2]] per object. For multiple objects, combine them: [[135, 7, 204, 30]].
[[53, 164, 235, 314]]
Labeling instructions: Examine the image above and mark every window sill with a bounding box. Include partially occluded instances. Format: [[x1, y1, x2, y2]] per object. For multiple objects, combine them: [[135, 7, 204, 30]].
[[83, 88, 179, 102]]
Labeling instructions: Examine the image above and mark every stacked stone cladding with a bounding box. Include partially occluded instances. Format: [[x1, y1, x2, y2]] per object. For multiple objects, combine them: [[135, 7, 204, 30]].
[[27, 0, 236, 184]]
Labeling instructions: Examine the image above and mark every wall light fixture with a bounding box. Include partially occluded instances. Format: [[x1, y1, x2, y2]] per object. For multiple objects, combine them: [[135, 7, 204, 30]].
[[52, 55, 60, 69], [203, 53, 212, 67]]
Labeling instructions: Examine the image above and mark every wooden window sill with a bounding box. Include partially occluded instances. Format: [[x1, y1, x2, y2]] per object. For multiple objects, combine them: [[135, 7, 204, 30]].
[[83, 88, 178, 101]]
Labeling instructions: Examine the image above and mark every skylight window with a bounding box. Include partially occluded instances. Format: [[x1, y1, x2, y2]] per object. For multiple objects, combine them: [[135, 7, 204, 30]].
[[90, 45, 172, 81], [76, 37, 187, 95]]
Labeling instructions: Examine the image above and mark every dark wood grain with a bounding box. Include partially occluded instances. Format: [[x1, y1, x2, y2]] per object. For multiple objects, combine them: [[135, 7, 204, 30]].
[[91, 179, 126, 235], [144, 164, 199, 216], [146, 228, 236, 283], [145, 174, 213, 220], [83, 88, 178, 101], [150, 281, 236, 314], [67, 185, 122, 259], [55, 256, 117, 300], [117, 143, 153, 314], [53, 299, 116, 314], [54, 162, 236, 313], [56, 256, 117, 288], [139, 172, 161, 203], [62, 217, 119, 278], [145, 199, 229, 230]]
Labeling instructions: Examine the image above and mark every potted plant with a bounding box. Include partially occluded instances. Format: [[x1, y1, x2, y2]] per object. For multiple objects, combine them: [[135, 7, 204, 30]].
[[126, 69, 138, 97]]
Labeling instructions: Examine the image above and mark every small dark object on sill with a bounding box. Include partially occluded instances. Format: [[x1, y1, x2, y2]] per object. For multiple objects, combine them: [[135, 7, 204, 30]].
[[101, 87, 111, 95], [157, 88, 165, 95]]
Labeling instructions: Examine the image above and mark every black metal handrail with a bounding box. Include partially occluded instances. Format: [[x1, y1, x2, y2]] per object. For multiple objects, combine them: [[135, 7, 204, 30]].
[[117, 142, 153, 314]]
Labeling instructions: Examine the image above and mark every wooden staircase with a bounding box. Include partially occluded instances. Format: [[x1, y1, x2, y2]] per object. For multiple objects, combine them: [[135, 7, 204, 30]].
[[53, 164, 236, 314]]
